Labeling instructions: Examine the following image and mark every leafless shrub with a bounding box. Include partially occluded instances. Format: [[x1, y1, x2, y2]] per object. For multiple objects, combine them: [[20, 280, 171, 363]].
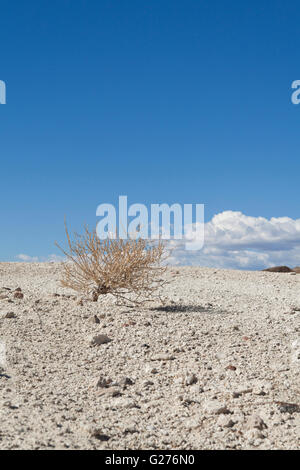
[[55, 222, 169, 305]]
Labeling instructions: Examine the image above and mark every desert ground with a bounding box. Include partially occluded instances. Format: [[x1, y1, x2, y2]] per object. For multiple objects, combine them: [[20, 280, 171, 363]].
[[0, 262, 299, 450]]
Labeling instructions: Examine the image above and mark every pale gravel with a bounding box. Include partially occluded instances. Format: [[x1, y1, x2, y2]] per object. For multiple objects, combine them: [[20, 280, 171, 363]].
[[0, 263, 299, 450]]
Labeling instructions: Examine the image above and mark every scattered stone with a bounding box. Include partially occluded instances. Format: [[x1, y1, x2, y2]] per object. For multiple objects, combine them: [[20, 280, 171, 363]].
[[89, 334, 111, 346], [245, 414, 267, 431], [150, 354, 175, 361], [14, 292, 24, 299], [244, 429, 265, 440], [226, 364, 237, 371], [215, 352, 226, 361], [124, 425, 139, 434], [217, 415, 235, 428], [94, 376, 112, 388], [284, 309, 296, 315], [143, 380, 154, 387], [276, 402, 300, 414], [184, 373, 198, 386], [90, 428, 110, 441], [4, 312, 16, 319], [119, 377, 134, 387], [89, 315, 100, 324], [291, 305, 300, 312], [183, 417, 202, 430], [173, 372, 198, 386], [234, 385, 253, 396], [121, 399, 139, 409], [106, 387, 122, 398], [3, 401, 20, 409], [112, 397, 139, 409], [203, 400, 230, 415], [97, 385, 122, 397], [122, 321, 136, 327], [173, 347, 184, 353]]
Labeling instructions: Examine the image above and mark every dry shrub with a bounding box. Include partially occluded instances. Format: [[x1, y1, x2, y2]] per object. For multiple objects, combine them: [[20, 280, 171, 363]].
[[56, 222, 168, 305]]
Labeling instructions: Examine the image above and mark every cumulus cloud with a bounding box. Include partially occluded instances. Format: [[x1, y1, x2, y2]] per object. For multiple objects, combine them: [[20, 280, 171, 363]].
[[168, 211, 300, 270]]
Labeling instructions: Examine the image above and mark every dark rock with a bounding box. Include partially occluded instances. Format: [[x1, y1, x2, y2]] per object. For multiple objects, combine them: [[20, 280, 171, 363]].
[[226, 364, 237, 371], [119, 377, 134, 387], [277, 402, 300, 414], [4, 312, 16, 319], [89, 334, 111, 346], [90, 429, 110, 441], [263, 266, 292, 273], [14, 292, 24, 299]]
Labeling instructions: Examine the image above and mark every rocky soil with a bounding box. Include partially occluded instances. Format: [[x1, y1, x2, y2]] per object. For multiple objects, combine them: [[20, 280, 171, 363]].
[[0, 263, 299, 450]]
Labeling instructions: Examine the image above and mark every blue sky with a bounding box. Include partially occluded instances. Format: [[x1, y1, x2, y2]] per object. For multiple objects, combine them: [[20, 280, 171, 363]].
[[1, 0, 300, 267]]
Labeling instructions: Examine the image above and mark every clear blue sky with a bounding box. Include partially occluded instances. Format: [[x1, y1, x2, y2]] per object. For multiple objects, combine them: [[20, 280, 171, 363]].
[[0, 0, 299, 262]]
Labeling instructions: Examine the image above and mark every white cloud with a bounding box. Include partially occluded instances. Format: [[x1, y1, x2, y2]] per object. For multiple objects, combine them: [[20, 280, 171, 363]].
[[168, 211, 300, 270], [16, 254, 64, 263], [44, 254, 65, 263], [16, 254, 39, 262]]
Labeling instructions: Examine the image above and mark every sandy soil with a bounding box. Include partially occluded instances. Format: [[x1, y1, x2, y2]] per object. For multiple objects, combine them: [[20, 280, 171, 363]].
[[0, 263, 299, 450]]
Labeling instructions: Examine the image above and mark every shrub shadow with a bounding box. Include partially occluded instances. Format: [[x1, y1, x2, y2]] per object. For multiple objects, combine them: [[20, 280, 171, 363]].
[[150, 304, 225, 314]]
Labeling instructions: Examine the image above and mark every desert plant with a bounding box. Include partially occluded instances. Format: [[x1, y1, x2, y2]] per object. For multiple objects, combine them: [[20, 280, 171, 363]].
[[55, 221, 168, 305]]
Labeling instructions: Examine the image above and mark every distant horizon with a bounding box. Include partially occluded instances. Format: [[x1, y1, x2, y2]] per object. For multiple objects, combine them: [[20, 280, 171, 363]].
[[4, 209, 300, 271], [2, 259, 300, 274]]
